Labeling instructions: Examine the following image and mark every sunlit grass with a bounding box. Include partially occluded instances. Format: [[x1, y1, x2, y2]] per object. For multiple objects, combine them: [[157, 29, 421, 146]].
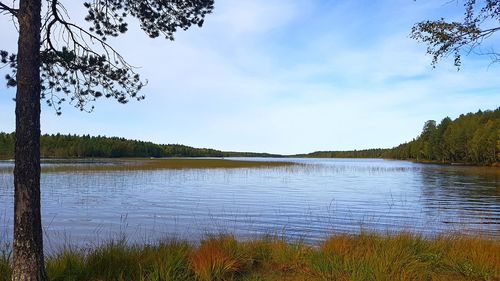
[[44, 159, 299, 173], [189, 235, 244, 281], [2, 232, 498, 280], [0, 158, 300, 173]]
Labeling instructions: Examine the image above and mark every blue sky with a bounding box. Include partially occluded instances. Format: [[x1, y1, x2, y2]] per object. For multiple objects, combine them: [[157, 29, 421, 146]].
[[0, 0, 499, 154]]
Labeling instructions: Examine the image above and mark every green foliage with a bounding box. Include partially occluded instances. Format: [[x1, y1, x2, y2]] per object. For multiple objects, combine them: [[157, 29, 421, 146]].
[[163, 144, 224, 158], [385, 108, 500, 165], [411, 0, 500, 68], [299, 108, 499, 166], [0, 132, 14, 160]]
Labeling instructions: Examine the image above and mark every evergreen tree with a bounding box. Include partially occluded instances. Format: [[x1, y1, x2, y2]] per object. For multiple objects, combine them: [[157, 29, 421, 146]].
[[384, 108, 499, 165], [0, 0, 214, 279]]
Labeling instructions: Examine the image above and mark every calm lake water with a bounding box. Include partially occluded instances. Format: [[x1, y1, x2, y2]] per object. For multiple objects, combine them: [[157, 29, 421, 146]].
[[0, 158, 499, 250]]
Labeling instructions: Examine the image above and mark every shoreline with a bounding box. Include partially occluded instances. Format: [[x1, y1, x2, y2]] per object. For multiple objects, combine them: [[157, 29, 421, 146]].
[[1, 156, 498, 167]]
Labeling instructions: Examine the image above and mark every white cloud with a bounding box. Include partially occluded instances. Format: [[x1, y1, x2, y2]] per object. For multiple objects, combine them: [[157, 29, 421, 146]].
[[210, 0, 308, 36], [0, 0, 498, 154]]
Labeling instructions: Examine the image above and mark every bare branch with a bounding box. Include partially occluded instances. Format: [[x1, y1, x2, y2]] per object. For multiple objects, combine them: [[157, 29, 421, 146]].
[[0, 1, 18, 16]]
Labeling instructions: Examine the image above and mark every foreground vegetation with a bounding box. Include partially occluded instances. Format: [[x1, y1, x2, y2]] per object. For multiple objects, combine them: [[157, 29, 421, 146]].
[[0, 232, 498, 281]]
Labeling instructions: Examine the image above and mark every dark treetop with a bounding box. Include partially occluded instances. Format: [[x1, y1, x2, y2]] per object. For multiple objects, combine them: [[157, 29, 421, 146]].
[[1, 0, 214, 114]]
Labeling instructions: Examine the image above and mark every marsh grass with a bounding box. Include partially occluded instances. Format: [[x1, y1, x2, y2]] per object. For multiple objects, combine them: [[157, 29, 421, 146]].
[[31, 158, 299, 173], [2, 232, 498, 281], [0, 158, 299, 174], [0, 220, 11, 281], [0, 247, 10, 281]]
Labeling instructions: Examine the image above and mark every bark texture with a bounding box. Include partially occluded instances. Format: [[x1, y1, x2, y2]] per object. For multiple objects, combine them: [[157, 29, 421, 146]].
[[12, 0, 47, 280]]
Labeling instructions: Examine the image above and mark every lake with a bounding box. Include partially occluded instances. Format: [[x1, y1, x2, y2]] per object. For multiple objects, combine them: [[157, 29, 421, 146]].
[[0, 158, 498, 251]]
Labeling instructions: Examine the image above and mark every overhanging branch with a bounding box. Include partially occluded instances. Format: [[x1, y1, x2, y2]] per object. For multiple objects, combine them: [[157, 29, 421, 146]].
[[0, 1, 18, 16]]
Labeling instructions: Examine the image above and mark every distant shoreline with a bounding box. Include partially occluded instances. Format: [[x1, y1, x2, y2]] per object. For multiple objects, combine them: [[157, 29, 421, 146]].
[[0, 156, 498, 168], [1, 106, 499, 166]]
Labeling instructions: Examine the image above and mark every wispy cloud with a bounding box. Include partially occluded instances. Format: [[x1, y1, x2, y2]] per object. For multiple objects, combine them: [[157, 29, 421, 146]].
[[0, 0, 498, 154]]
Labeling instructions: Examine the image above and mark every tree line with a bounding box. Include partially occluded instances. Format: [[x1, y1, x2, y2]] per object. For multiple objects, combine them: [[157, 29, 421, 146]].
[[0, 133, 280, 159], [0, 108, 497, 164], [301, 108, 499, 165], [296, 149, 388, 159], [384, 108, 499, 165]]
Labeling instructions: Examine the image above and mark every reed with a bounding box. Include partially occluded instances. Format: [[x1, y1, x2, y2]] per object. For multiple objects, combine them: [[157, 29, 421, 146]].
[[0, 232, 11, 281], [33, 158, 300, 173]]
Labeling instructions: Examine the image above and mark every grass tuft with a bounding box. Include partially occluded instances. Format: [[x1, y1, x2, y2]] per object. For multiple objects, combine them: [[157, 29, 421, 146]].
[[140, 240, 194, 281], [189, 235, 244, 281]]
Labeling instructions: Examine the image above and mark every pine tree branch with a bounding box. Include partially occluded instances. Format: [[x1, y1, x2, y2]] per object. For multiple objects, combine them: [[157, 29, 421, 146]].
[[0, 1, 18, 16]]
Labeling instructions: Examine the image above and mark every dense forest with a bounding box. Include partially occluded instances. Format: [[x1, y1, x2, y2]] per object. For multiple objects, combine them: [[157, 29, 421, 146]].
[[301, 108, 499, 165], [0, 133, 280, 159], [0, 108, 498, 164], [296, 149, 388, 159], [384, 108, 499, 165]]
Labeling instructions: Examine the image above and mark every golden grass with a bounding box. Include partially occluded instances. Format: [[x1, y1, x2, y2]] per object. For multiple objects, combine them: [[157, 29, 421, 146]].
[[190, 236, 243, 281], [316, 232, 500, 281], [0, 158, 299, 173], [50, 158, 298, 172], [0, 232, 498, 281]]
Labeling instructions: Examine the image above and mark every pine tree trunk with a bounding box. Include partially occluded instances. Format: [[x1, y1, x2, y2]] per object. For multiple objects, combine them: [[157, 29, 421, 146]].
[[12, 0, 47, 280]]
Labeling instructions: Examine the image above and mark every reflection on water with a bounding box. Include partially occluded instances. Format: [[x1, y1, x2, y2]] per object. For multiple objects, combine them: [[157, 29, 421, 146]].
[[0, 158, 498, 251]]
